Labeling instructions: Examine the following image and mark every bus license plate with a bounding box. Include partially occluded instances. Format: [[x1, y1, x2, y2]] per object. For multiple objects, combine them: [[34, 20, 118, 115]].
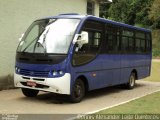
[[27, 81, 37, 87]]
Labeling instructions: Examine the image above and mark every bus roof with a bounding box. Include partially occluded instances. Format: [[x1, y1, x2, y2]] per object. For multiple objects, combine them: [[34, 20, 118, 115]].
[[40, 13, 151, 33]]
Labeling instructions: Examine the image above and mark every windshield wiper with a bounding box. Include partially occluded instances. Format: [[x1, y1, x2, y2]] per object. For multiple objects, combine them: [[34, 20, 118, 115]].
[[22, 30, 44, 53], [34, 28, 50, 54], [21, 19, 55, 54], [42, 28, 50, 44]]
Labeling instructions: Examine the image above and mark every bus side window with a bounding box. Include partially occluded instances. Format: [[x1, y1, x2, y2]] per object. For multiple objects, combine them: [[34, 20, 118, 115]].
[[135, 38, 141, 53], [146, 33, 151, 53], [121, 29, 134, 54], [78, 31, 101, 54], [72, 20, 103, 66], [135, 32, 146, 54], [106, 25, 120, 54], [121, 36, 129, 53]]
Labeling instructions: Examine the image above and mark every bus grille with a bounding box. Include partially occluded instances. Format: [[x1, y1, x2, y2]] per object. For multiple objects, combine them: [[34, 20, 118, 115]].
[[19, 69, 49, 77]]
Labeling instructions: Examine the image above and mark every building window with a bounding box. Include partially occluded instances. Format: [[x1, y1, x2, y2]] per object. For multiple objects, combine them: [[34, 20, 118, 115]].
[[87, 1, 95, 15]]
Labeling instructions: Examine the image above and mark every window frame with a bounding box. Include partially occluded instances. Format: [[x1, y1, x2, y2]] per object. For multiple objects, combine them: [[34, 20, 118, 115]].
[[87, 0, 95, 16], [121, 28, 135, 54], [103, 24, 151, 55], [72, 20, 104, 66], [104, 24, 121, 54]]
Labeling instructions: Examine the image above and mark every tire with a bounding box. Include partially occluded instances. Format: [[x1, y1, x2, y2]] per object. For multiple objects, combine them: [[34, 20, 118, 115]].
[[126, 72, 136, 89], [70, 79, 85, 103], [21, 88, 39, 97]]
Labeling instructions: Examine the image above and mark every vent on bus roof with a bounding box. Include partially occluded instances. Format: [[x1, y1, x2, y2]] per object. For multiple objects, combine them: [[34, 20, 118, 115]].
[[59, 13, 79, 16]]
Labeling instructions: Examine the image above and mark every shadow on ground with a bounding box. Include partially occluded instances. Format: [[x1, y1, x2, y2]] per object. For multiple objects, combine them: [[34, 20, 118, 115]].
[[0, 74, 14, 90], [17, 82, 146, 104]]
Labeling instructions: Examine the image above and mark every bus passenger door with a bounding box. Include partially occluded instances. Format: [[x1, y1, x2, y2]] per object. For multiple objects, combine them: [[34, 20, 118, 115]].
[[72, 20, 105, 90]]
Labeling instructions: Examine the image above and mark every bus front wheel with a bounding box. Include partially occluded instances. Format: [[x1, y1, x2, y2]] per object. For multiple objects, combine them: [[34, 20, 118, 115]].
[[21, 88, 39, 97], [70, 79, 85, 103], [126, 72, 136, 89]]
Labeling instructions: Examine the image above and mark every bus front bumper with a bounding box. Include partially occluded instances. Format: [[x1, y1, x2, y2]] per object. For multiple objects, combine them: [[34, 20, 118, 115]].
[[14, 73, 71, 95]]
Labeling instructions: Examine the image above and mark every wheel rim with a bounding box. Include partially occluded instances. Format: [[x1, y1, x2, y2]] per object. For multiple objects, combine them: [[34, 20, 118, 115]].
[[74, 84, 82, 98], [130, 75, 135, 87]]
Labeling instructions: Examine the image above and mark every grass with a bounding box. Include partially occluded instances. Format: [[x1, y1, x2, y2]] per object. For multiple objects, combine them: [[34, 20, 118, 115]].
[[95, 61, 160, 114], [144, 61, 160, 82], [96, 91, 160, 114]]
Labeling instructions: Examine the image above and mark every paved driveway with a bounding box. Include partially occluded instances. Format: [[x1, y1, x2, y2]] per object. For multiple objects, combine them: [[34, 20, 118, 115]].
[[0, 80, 160, 119]]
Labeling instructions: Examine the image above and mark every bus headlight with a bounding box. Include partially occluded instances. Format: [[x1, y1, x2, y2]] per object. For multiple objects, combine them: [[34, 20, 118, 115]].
[[15, 67, 18, 71], [52, 70, 64, 76], [15, 67, 20, 73], [59, 70, 64, 75], [17, 68, 21, 73], [52, 71, 58, 76]]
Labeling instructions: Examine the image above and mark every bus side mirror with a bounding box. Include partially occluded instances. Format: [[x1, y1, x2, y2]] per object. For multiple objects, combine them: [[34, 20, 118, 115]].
[[77, 31, 88, 45], [73, 31, 88, 49]]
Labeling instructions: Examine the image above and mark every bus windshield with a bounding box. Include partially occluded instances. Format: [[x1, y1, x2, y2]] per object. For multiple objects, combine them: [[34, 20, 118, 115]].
[[17, 19, 80, 54]]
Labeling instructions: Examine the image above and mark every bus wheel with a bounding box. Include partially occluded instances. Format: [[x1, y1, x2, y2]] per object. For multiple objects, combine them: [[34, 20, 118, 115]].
[[126, 72, 136, 89], [70, 79, 85, 103], [21, 88, 39, 97]]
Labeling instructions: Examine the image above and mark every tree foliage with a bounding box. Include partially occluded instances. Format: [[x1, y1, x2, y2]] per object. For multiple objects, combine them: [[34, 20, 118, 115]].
[[100, 0, 153, 27], [99, 0, 111, 18], [131, 0, 153, 27], [108, 0, 132, 24], [149, 0, 160, 29]]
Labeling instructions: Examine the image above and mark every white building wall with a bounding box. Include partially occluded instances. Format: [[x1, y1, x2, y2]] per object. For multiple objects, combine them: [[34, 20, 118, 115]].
[[0, 0, 99, 87]]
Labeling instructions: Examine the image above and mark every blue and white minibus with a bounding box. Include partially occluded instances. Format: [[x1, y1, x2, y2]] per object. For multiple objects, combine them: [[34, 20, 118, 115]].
[[14, 14, 152, 103]]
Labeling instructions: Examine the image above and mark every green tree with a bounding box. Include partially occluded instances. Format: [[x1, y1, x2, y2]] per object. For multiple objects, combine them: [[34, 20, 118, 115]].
[[106, 0, 153, 27], [108, 0, 132, 24], [132, 0, 153, 27], [149, 0, 160, 57], [99, 0, 112, 18], [149, 0, 160, 29]]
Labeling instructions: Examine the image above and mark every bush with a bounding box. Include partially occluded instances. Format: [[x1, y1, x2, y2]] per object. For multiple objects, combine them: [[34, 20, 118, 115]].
[[152, 48, 160, 57]]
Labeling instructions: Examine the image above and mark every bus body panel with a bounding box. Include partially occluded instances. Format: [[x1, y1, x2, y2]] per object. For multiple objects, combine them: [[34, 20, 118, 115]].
[[120, 54, 151, 84], [71, 54, 121, 90], [14, 72, 71, 94], [15, 61, 67, 77], [101, 54, 121, 86], [15, 58, 72, 94], [71, 55, 104, 90]]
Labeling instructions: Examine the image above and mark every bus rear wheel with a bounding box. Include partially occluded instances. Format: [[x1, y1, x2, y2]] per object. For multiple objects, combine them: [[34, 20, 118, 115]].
[[21, 88, 39, 97], [126, 72, 136, 89], [70, 79, 85, 103]]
